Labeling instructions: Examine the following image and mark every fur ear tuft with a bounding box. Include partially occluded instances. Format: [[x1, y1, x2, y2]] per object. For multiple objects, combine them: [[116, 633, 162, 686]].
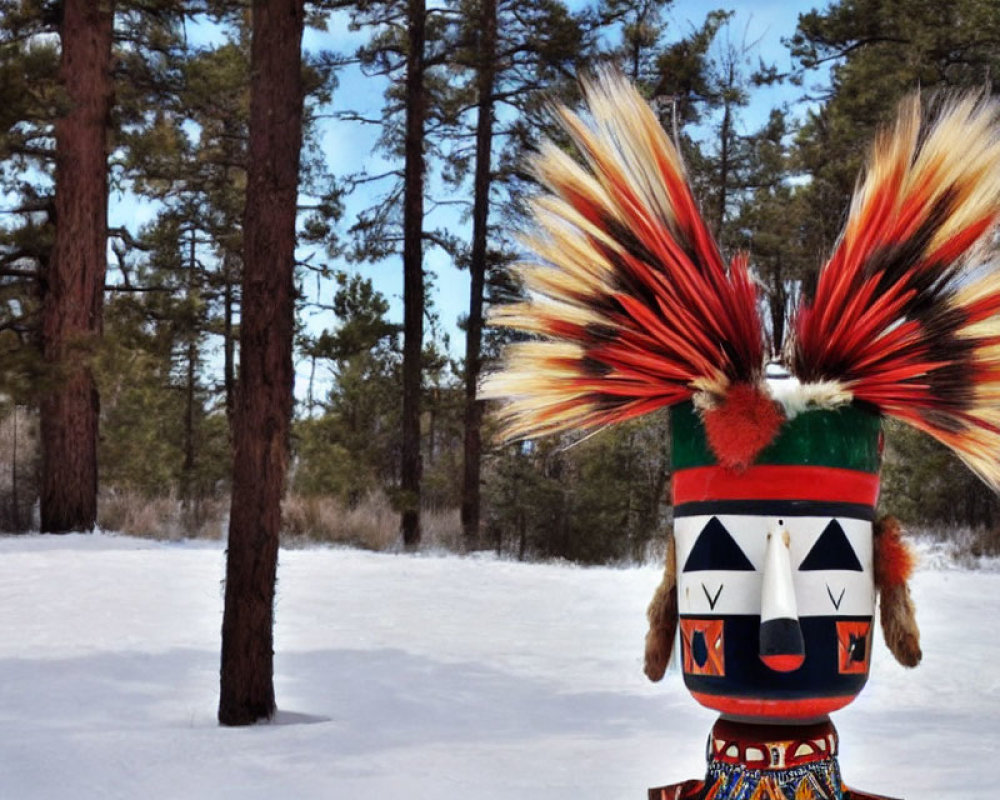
[[873, 515, 916, 587], [874, 516, 922, 668], [644, 532, 678, 681]]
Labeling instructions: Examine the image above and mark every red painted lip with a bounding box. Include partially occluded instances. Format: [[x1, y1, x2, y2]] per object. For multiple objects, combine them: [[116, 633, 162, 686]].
[[760, 653, 805, 672], [690, 691, 860, 721]]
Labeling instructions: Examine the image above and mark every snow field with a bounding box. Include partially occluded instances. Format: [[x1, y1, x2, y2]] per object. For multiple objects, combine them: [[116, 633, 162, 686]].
[[0, 534, 996, 799]]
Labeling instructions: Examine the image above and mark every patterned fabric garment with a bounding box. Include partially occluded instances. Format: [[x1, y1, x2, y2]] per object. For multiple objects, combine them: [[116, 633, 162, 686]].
[[703, 758, 844, 800], [647, 719, 901, 800], [646, 758, 842, 800], [648, 780, 899, 800]]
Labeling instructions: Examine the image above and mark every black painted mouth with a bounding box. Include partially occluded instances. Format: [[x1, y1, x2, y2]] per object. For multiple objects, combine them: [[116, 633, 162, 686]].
[[681, 614, 871, 700]]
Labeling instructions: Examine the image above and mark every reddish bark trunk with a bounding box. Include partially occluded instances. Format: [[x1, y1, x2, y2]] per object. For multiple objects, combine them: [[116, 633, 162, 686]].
[[223, 255, 236, 421], [39, 0, 114, 533], [218, 0, 304, 726], [461, 0, 497, 547], [400, 0, 427, 547]]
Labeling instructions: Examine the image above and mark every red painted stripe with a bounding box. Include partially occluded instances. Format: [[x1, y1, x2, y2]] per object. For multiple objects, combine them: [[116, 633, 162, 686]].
[[673, 465, 879, 506], [690, 691, 860, 721]]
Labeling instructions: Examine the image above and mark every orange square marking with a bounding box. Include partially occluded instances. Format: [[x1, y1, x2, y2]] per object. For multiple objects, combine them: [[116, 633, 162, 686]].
[[837, 620, 871, 674], [680, 618, 725, 677]]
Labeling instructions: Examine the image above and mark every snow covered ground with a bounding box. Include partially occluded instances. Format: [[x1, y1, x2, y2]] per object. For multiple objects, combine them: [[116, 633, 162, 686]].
[[0, 533, 996, 799]]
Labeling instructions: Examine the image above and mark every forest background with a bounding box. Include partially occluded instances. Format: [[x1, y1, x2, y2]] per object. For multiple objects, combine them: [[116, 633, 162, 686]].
[[2, 0, 1000, 565]]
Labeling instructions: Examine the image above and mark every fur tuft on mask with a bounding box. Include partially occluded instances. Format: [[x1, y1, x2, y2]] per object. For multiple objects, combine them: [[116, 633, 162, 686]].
[[644, 532, 678, 681], [701, 383, 785, 470], [874, 516, 922, 668]]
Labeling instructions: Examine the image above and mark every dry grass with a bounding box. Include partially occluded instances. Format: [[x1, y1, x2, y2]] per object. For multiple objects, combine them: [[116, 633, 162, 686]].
[[98, 490, 227, 541], [923, 525, 1000, 566], [282, 493, 399, 550], [281, 492, 463, 552], [98, 487, 463, 552], [421, 505, 465, 553]]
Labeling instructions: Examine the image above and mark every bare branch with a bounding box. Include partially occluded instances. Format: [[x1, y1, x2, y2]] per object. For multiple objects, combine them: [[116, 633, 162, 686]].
[[104, 284, 177, 293], [108, 226, 152, 251]]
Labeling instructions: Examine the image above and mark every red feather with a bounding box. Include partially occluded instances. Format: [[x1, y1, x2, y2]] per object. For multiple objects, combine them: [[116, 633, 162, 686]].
[[484, 72, 765, 441], [791, 94, 1000, 487], [487, 82, 1000, 494]]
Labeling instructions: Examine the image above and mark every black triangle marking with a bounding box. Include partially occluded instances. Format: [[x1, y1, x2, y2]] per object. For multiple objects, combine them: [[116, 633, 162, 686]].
[[683, 517, 755, 572], [799, 520, 863, 572]]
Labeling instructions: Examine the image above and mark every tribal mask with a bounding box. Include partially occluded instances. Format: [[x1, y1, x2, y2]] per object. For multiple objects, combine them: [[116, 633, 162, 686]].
[[671, 399, 880, 719], [484, 71, 1000, 720]]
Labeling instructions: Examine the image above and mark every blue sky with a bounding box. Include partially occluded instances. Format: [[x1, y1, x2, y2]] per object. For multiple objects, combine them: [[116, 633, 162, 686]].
[[305, 0, 828, 361], [108, 0, 830, 403]]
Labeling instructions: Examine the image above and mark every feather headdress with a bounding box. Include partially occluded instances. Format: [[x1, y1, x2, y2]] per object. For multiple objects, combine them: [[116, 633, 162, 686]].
[[485, 74, 1000, 487], [483, 72, 769, 463], [793, 93, 1000, 485]]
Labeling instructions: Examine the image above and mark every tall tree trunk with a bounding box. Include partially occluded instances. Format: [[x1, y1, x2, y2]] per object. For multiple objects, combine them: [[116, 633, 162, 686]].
[[10, 406, 19, 532], [222, 254, 236, 422], [769, 257, 787, 360], [400, 0, 427, 547], [40, 0, 114, 533], [461, 0, 497, 547], [307, 350, 317, 415], [218, 0, 304, 727], [427, 388, 437, 467], [714, 66, 733, 242], [183, 230, 197, 509]]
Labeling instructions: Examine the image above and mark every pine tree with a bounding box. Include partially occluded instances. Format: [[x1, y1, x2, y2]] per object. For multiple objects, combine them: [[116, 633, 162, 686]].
[[730, 110, 810, 358], [457, 3, 735, 558], [112, 12, 337, 509], [339, 0, 462, 546], [597, 0, 673, 85], [39, 0, 115, 532], [789, 0, 1000, 257], [115, 29, 250, 505], [446, 0, 588, 546], [397, 0, 428, 546], [294, 273, 402, 505], [483, 417, 670, 563], [0, 12, 58, 515], [219, 0, 305, 726], [458, 0, 496, 547], [1, 1, 195, 528]]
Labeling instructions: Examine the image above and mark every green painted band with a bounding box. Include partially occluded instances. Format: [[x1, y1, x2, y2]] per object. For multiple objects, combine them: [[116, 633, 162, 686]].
[[670, 401, 882, 473]]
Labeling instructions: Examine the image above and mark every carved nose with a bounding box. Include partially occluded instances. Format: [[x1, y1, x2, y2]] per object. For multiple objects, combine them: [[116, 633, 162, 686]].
[[760, 525, 805, 672]]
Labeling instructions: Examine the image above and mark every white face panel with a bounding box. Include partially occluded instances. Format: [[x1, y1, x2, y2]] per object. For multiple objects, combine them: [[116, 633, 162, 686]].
[[674, 514, 874, 617]]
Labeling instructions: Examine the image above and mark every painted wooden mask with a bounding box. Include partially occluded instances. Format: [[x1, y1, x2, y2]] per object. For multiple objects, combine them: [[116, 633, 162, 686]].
[[671, 400, 882, 720]]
